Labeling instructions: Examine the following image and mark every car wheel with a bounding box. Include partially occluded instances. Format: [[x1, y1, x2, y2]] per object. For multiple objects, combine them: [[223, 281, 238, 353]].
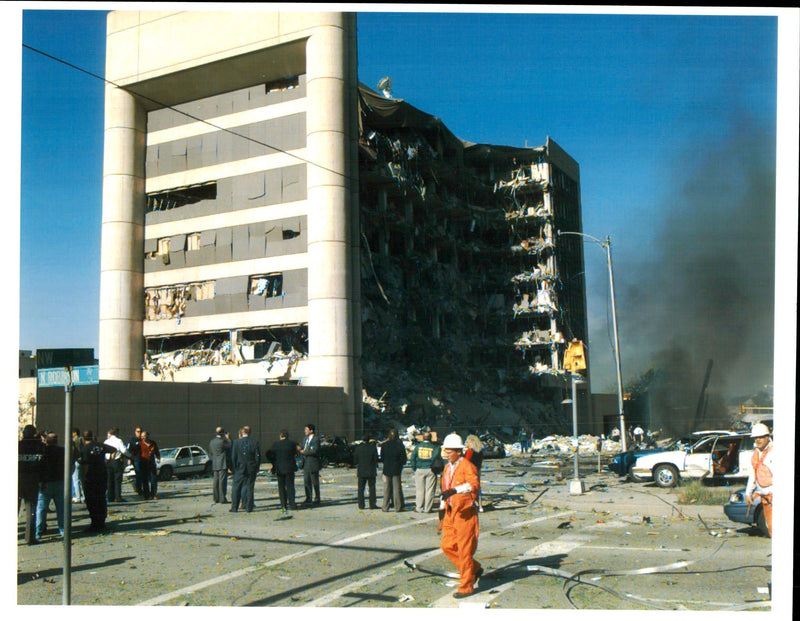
[[158, 465, 173, 482], [755, 506, 771, 538], [653, 464, 679, 488], [627, 465, 647, 483]]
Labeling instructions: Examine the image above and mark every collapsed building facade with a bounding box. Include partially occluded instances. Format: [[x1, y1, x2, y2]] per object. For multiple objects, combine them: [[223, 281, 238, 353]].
[[357, 86, 590, 430], [97, 10, 590, 440]]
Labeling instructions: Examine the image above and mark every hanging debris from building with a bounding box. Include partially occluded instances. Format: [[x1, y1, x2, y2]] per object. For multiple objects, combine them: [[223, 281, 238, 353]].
[[143, 338, 306, 381], [145, 281, 215, 322]]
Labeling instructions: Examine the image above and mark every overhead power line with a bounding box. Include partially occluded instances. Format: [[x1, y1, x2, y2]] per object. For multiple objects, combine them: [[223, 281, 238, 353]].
[[22, 42, 358, 184]]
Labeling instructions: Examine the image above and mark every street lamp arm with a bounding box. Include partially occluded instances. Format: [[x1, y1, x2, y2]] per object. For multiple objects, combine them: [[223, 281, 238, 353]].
[[556, 229, 607, 248], [556, 229, 627, 451]]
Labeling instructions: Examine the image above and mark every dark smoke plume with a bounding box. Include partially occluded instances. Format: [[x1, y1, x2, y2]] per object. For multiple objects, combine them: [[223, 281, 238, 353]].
[[620, 116, 775, 435]]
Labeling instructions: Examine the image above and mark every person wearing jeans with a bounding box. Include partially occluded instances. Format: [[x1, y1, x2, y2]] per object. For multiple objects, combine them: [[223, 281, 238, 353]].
[[71, 427, 84, 503], [36, 432, 67, 539]]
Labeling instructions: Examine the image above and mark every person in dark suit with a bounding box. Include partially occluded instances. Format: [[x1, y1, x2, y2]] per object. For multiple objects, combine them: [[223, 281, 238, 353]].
[[300, 424, 321, 505], [18, 424, 45, 544], [230, 426, 261, 512], [80, 430, 115, 533], [353, 435, 379, 510], [208, 427, 232, 504], [380, 429, 407, 512], [267, 430, 299, 512]]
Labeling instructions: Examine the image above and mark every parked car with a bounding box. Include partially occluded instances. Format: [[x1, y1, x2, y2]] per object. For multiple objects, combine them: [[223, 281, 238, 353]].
[[724, 488, 770, 537], [607, 437, 694, 481], [319, 435, 354, 467], [630, 433, 754, 488], [124, 445, 212, 481]]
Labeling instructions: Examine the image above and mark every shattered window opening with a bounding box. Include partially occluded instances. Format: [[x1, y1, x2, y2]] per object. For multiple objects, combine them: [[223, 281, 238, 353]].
[[146, 182, 217, 213], [145, 281, 216, 322], [249, 273, 283, 298], [265, 75, 300, 93], [186, 233, 201, 251], [144, 325, 308, 381], [282, 227, 300, 240]]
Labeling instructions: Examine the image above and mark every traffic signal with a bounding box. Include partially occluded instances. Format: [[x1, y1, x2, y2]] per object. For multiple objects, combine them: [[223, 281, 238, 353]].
[[563, 339, 586, 373]]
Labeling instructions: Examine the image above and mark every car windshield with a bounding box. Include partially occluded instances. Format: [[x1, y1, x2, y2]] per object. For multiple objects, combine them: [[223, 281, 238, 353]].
[[690, 437, 718, 453], [160, 448, 178, 459]]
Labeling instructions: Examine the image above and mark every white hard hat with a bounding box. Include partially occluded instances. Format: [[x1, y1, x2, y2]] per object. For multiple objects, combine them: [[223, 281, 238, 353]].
[[442, 433, 464, 449], [750, 423, 771, 438]]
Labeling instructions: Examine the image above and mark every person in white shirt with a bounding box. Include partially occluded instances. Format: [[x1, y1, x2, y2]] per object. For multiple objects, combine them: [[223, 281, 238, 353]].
[[104, 428, 130, 502]]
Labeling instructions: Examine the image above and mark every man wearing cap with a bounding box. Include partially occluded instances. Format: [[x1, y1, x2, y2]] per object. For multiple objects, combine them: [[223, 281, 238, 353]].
[[439, 433, 483, 598], [745, 422, 773, 538], [410, 431, 439, 514]]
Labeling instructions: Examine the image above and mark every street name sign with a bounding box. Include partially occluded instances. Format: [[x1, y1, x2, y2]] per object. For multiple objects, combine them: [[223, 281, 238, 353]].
[[37, 365, 99, 388], [36, 348, 95, 369]]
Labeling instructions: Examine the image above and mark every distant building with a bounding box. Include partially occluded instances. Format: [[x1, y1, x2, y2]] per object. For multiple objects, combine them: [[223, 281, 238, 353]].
[[19, 350, 36, 378], [99, 10, 589, 437]]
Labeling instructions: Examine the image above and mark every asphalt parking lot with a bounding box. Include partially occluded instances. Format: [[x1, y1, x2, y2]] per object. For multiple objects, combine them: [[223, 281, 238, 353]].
[[16, 456, 773, 610]]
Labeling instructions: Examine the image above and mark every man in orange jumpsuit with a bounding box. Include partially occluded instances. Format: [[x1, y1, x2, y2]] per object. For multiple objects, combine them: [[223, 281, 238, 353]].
[[439, 433, 483, 599], [745, 422, 773, 537]]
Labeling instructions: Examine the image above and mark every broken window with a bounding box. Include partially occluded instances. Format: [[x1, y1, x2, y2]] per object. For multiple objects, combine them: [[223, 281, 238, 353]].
[[145, 281, 216, 321], [144, 325, 308, 381], [282, 227, 301, 240], [249, 274, 283, 298], [186, 233, 201, 251], [147, 182, 217, 212], [265, 75, 300, 93]]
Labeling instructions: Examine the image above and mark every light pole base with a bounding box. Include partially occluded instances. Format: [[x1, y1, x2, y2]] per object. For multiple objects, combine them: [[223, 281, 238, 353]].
[[568, 479, 585, 495]]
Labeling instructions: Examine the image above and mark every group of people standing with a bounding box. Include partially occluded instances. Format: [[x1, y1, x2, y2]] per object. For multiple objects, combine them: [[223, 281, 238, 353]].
[[207, 423, 324, 514], [17, 424, 167, 544], [204, 424, 486, 599]]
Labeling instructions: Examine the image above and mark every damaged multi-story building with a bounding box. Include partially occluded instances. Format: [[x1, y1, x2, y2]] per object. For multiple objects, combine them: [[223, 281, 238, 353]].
[[357, 85, 590, 427], [96, 10, 590, 440]]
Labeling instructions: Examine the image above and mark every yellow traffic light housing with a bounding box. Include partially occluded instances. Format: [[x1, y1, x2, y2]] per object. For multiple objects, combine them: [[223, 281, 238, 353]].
[[563, 339, 586, 373]]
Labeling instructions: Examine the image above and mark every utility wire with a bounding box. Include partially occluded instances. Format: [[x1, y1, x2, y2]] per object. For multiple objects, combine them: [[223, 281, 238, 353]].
[[22, 42, 358, 184]]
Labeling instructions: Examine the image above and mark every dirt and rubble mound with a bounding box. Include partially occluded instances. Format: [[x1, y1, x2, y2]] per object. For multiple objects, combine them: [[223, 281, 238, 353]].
[[362, 370, 571, 441]]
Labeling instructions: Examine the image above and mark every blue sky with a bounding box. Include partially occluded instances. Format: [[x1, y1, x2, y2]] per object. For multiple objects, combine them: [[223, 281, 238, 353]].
[[12, 6, 798, 399]]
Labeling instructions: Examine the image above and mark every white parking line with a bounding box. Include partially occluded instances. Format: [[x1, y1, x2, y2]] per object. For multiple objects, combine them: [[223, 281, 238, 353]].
[[583, 545, 688, 552], [305, 513, 577, 607], [137, 517, 436, 606], [430, 511, 575, 608], [304, 548, 443, 607]]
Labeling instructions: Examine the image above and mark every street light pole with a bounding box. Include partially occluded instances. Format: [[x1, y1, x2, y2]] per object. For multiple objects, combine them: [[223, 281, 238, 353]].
[[604, 237, 627, 452], [557, 231, 627, 451]]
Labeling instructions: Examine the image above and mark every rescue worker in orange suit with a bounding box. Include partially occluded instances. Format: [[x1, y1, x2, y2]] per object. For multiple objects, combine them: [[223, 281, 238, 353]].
[[439, 433, 483, 599], [745, 422, 773, 537]]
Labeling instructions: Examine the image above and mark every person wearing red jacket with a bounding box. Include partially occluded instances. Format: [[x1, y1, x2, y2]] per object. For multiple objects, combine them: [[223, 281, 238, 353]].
[[439, 433, 483, 599]]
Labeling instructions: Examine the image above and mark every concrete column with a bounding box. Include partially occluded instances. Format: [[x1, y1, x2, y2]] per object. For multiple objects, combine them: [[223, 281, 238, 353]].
[[543, 163, 554, 215], [550, 316, 560, 370], [306, 17, 358, 430], [345, 13, 363, 438], [99, 85, 146, 380]]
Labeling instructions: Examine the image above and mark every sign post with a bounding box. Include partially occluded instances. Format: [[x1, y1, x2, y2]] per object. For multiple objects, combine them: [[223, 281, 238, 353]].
[[36, 349, 98, 606], [63, 368, 73, 605]]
